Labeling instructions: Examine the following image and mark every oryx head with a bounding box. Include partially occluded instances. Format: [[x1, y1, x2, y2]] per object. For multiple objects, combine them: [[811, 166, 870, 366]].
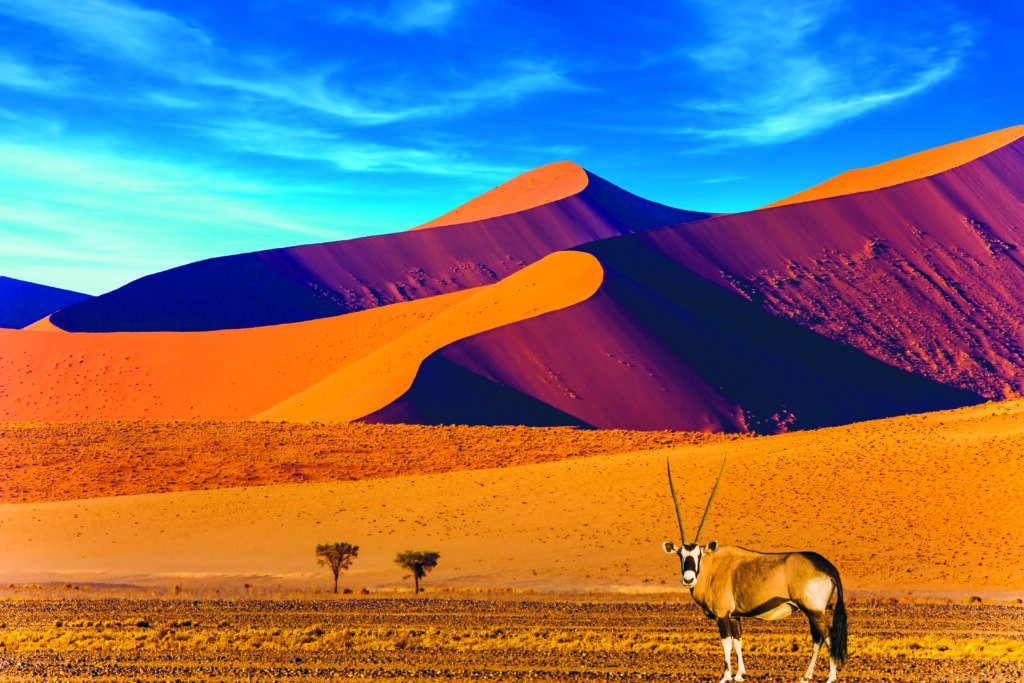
[[663, 455, 726, 589]]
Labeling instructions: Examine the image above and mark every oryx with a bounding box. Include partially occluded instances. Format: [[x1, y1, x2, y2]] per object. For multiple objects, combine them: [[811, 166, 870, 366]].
[[663, 456, 847, 683]]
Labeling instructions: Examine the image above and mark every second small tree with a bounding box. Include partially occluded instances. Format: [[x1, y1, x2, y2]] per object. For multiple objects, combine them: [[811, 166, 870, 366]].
[[316, 542, 359, 594], [395, 550, 440, 594]]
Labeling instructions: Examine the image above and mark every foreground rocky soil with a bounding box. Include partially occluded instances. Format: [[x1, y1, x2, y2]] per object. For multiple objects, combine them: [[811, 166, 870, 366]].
[[1, 594, 1021, 682]]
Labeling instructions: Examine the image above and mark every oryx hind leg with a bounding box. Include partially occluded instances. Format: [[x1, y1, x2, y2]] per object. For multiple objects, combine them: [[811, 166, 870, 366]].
[[801, 608, 838, 682], [799, 575, 839, 682]]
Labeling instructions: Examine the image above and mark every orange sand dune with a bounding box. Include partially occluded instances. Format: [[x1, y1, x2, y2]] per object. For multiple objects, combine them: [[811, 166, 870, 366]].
[[256, 250, 603, 421], [1, 291, 471, 421], [0, 422, 738, 504], [2, 400, 1023, 598], [412, 161, 590, 229], [0, 251, 602, 422], [764, 124, 1024, 208]]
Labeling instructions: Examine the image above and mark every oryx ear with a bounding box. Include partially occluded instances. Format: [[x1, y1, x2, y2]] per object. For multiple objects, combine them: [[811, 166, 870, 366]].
[[663, 541, 679, 554], [705, 540, 719, 553]]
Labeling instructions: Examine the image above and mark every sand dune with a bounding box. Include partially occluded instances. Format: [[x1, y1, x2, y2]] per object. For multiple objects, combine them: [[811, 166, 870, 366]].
[[764, 124, 1024, 208], [6, 127, 1024, 432], [256, 251, 603, 421], [0, 252, 601, 422], [50, 168, 706, 332], [0, 276, 91, 329], [3, 400, 1023, 598], [411, 161, 590, 229]]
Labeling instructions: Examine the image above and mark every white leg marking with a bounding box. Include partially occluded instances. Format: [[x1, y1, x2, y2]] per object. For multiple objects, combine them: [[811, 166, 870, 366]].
[[720, 637, 734, 683], [802, 639, 822, 682], [826, 648, 837, 683], [734, 637, 746, 682]]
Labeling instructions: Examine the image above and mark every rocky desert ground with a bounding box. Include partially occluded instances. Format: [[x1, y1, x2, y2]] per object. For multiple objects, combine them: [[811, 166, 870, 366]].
[[0, 589, 1021, 682]]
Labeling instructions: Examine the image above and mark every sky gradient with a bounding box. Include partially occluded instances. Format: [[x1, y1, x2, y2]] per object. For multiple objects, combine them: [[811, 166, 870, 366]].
[[2, 0, 1022, 294]]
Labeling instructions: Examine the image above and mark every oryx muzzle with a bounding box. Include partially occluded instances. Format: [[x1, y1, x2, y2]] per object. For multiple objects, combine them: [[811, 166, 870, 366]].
[[663, 456, 848, 683]]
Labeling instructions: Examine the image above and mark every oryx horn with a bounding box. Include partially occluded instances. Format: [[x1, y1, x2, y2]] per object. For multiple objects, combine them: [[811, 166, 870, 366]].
[[693, 454, 727, 544], [666, 456, 686, 545]]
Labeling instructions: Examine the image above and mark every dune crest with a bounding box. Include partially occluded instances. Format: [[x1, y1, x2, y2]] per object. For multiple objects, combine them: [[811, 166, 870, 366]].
[[765, 124, 1024, 208], [256, 250, 604, 421], [412, 161, 590, 230]]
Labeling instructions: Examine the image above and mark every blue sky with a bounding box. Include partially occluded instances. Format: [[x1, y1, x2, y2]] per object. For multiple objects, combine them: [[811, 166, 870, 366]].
[[1, 0, 1022, 294]]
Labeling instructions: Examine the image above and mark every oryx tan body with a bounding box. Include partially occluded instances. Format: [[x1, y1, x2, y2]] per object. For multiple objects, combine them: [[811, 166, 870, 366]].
[[690, 546, 839, 623], [664, 457, 847, 682]]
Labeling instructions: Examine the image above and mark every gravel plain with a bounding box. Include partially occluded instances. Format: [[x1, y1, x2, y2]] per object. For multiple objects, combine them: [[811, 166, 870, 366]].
[[1, 594, 1021, 682]]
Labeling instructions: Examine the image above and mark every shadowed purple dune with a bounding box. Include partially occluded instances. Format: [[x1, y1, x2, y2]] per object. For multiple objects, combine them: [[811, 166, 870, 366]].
[[0, 277, 92, 329], [360, 136, 1024, 431], [50, 171, 708, 332]]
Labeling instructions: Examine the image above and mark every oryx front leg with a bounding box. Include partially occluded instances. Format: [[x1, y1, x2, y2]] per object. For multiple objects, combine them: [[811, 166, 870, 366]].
[[716, 618, 744, 682]]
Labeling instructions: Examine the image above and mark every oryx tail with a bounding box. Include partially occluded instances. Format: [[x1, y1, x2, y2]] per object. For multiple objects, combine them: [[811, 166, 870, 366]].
[[829, 567, 848, 668]]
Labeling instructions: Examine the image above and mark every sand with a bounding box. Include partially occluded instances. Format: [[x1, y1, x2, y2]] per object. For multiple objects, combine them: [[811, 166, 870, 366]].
[[255, 250, 604, 421], [411, 161, 590, 230], [764, 124, 1024, 208], [3, 399, 1023, 598], [0, 421, 738, 503], [0, 251, 602, 422]]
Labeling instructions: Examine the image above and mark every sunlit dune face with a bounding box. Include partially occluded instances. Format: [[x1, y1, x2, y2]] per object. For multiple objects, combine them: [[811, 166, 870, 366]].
[[411, 161, 590, 229], [763, 125, 1024, 208], [0, 251, 604, 423]]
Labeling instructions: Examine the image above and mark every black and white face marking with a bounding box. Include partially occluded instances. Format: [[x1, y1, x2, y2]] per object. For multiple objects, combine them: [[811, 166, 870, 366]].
[[663, 540, 719, 588], [678, 543, 702, 587]]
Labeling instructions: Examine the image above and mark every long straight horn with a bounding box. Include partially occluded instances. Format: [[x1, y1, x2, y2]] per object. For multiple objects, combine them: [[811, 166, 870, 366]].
[[693, 455, 727, 544], [666, 457, 686, 545]]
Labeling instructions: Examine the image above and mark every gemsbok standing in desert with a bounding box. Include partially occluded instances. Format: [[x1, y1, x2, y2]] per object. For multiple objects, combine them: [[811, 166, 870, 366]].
[[663, 456, 847, 682]]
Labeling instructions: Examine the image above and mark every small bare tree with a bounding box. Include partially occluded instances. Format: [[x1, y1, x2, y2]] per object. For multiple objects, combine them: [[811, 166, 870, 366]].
[[395, 550, 440, 594], [316, 542, 359, 594]]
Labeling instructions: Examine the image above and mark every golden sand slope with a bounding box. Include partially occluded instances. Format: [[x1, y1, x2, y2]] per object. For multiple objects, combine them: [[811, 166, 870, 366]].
[[764, 124, 1024, 208], [256, 250, 604, 421], [2, 400, 1023, 598], [411, 161, 589, 229], [0, 422, 737, 503], [0, 251, 602, 422]]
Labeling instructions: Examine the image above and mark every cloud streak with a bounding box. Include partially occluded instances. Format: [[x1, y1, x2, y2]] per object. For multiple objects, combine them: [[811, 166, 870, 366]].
[[676, 0, 973, 146], [330, 0, 460, 33]]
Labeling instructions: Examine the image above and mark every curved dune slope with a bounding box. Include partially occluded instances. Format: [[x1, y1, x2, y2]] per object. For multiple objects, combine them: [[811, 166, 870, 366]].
[[412, 161, 590, 229], [1, 293, 470, 421], [0, 252, 602, 422], [765, 124, 1024, 208], [3, 400, 1022, 596], [360, 132, 1024, 432], [50, 169, 707, 332], [363, 252, 978, 432], [255, 250, 604, 422], [615, 134, 1024, 405], [0, 276, 91, 329]]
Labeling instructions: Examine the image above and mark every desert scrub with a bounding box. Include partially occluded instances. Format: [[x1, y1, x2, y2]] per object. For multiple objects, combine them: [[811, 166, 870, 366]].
[[3, 624, 1022, 661]]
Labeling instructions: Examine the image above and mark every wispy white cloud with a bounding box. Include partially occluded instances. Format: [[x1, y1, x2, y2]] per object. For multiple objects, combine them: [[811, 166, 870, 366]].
[[330, 0, 459, 33], [676, 0, 973, 146], [0, 0, 213, 65], [0, 53, 74, 92], [0, 0, 577, 128], [0, 139, 356, 292], [194, 118, 521, 179]]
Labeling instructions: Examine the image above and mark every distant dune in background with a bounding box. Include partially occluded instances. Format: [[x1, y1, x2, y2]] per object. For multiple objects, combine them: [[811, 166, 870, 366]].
[[4, 126, 1024, 431], [47, 162, 706, 332], [0, 276, 91, 330]]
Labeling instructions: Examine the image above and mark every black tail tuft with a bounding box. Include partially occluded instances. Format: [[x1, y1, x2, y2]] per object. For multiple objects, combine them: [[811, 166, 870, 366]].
[[829, 577, 848, 668]]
